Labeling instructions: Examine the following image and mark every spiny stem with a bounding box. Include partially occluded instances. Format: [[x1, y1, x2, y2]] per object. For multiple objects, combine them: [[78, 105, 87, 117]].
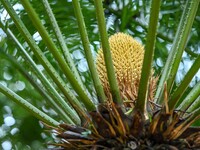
[[1, 50, 74, 124], [132, 20, 198, 58], [41, 0, 84, 89], [169, 55, 200, 110], [72, 0, 106, 103], [0, 21, 80, 124], [20, 0, 95, 111], [178, 81, 200, 112], [155, 0, 199, 104], [0, 83, 59, 127], [166, 0, 199, 93], [1, 0, 89, 120], [136, 0, 161, 113], [94, 0, 122, 104]]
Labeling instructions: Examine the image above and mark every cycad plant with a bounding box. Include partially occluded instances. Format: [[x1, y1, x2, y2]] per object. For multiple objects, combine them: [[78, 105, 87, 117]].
[[0, 0, 200, 149]]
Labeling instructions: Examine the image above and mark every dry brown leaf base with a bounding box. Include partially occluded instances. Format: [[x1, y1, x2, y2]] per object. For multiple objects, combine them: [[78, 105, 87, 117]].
[[48, 103, 200, 150]]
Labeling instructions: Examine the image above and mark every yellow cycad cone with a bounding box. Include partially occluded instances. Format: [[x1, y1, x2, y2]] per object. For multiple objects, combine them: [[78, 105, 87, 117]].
[[96, 32, 156, 106]]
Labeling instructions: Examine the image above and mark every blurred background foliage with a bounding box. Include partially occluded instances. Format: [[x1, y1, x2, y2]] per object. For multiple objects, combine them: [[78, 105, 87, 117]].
[[0, 0, 199, 149]]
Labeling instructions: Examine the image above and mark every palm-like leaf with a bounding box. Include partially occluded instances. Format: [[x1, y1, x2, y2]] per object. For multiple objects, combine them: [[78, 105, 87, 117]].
[[0, 0, 199, 149]]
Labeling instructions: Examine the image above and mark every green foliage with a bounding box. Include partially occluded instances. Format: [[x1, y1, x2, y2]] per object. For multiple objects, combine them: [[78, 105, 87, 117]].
[[0, 0, 199, 149]]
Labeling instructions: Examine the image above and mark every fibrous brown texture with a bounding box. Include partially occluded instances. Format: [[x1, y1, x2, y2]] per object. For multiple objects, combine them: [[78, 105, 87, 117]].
[[96, 32, 157, 106], [49, 103, 200, 150]]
